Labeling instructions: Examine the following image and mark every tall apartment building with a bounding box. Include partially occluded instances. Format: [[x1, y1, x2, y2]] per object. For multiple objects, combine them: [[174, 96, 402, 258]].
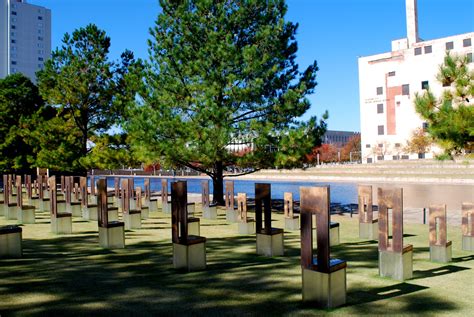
[[358, 0, 473, 163], [0, 0, 51, 81]]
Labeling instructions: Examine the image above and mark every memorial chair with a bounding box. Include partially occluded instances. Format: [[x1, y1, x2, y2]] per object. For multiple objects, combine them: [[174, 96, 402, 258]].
[[121, 179, 142, 230], [429, 204, 452, 262], [172, 181, 206, 271], [136, 187, 150, 220], [49, 176, 72, 234], [201, 180, 217, 219], [161, 179, 171, 214], [15, 176, 36, 224], [378, 187, 413, 281], [284, 192, 299, 230], [461, 202, 474, 251], [97, 179, 125, 249], [3, 175, 17, 219], [237, 193, 255, 234], [301, 186, 346, 308], [255, 183, 284, 256], [80, 177, 98, 220], [225, 180, 238, 223], [358, 185, 378, 240], [64, 176, 82, 217]]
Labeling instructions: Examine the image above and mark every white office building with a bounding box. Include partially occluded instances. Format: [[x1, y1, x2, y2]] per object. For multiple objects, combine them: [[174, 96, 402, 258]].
[[358, 0, 473, 163], [0, 0, 51, 82]]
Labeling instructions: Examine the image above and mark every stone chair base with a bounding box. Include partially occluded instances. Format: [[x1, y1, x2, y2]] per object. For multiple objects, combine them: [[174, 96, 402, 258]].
[[188, 217, 200, 236], [140, 207, 150, 220], [238, 220, 255, 235], [82, 206, 98, 221], [462, 235, 474, 251], [162, 202, 171, 214], [173, 236, 206, 271], [70, 203, 82, 217], [51, 214, 73, 234], [302, 261, 347, 308], [379, 245, 413, 281], [284, 216, 299, 231], [202, 206, 218, 219], [18, 206, 36, 224], [226, 209, 239, 223], [5, 204, 18, 220], [147, 199, 158, 212], [359, 220, 378, 240], [124, 211, 142, 230], [99, 222, 125, 249], [256, 229, 284, 257], [38, 199, 50, 212], [430, 242, 452, 263], [88, 196, 97, 206], [0, 226, 22, 258]]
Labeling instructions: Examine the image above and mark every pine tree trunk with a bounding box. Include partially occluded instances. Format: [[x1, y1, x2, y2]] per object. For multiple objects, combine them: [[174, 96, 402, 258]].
[[211, 161, 225, 206]]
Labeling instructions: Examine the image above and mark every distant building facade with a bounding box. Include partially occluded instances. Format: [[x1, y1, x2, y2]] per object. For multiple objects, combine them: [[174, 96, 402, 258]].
[[0, 0, 51, 82], [322, 130, 359, 147], [358, 0, 473, 163]]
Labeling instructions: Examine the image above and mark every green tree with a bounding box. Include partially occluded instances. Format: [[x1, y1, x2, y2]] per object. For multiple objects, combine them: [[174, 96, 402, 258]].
[[126, 0, 327, 204], [81, 133, 140, 171], [414, 53, 474, 154], [37, 24, 140, 170], [0, 74, 44, 172]]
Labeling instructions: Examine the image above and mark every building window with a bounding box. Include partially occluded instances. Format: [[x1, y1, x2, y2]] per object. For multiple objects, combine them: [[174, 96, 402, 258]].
[[367, 158, 373, 163], [463, 38, 472, 47], [11, 61, 17, 65], [11, 39, 16, 44], [11, 46, 16, 52], [376, 87, 383, 95], [11, 11, 17, 15], [446, 41, 454, 50], [11, 68, 17, 73], [37, 43, 44, 48], [402, 84, 410, 96], [395, 143, 401, 148], [421, 81, 429, 90], [38, 36, 43, 41], [422, 122, 429, 131], [38, 29, 43, 34], [414, 47, 422, 55], [378, 125, 384, 135], [365, 144, 370, 148], [11, 18, 17, 23], [393, 155, 400, 160], [38, 16, 43, 20], [11, 25, 16, 29], [38, 64, 43, 69], [468, 53, 473, 63], [11, 32, 15, 37], [377, 103, 384, 114], [38, 57, 44, 61], [401, 155, 409, 160], [377, 156, 384, 161], [378, 143, 383, 148], [424, 45, 432, 54], [10, 53, 17, 58], [38, 23, 44, 28], [388, 71, 396, 77]]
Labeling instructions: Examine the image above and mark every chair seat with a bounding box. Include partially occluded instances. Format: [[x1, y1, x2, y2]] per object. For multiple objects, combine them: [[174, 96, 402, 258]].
[[177, 235, 206, 246], [257, 227, 283, 235], [0, 225, 22, 234], [310, 257, 347, 272]]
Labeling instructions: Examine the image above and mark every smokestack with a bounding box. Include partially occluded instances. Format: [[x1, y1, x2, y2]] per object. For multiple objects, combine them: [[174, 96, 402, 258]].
[[406, 0, 419, 46]]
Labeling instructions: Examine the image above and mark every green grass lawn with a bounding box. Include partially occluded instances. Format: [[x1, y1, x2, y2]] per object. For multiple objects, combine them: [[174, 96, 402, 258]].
[[1, 204, 473, 316]]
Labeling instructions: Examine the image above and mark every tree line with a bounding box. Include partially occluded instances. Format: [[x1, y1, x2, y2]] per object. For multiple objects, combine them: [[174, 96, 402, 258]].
[[0, 1, 471, 203]]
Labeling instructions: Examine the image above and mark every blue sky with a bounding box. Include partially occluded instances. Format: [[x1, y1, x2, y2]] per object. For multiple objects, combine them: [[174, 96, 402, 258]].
[[31, 0, 473, 132]]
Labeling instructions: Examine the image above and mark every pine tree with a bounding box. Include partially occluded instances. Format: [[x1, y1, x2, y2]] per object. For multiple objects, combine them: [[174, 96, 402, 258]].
[[126, 0, 327, 204], [414, 53, 474, 154]]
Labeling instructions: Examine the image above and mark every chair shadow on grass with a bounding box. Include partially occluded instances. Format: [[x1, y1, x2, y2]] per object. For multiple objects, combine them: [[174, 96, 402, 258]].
[[452, 255, 474, 263], [347, 282, 459, 315], [412, 265, 470, 280]]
